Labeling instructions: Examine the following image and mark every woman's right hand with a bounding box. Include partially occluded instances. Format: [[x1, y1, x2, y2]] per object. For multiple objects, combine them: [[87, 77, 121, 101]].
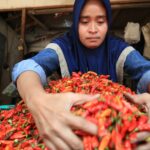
[[26, 92, 99, 150]]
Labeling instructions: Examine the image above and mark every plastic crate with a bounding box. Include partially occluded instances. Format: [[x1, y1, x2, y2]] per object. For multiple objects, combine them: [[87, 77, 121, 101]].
[[0, 105, 15, 110]]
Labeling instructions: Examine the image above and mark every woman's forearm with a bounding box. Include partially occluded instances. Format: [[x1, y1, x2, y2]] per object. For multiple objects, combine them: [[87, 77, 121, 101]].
[[16, 71, 46, 101]]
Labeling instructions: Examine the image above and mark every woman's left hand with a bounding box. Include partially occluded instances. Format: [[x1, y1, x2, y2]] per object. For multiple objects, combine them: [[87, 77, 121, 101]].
[[124, 93, 150, 150]]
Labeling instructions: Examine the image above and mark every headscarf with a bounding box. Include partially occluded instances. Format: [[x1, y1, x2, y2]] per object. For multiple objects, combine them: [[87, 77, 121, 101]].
[[52, 0, 128, 82]]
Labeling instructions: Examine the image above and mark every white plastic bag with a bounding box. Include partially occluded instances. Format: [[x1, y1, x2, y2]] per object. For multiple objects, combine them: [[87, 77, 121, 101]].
[[142, 23, 150, 59], [124, 22, 141, 44]]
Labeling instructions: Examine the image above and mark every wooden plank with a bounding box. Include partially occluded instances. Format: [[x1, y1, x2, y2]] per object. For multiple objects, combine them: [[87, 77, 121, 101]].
[[111, 0, 150, 3], [27, 2, 150, 16], [18, 8, 26, 54], [0, 0, 74, 11], [0, 0, 150, 11], [28, 8, 73, 15], [21, 8, 26, 41]]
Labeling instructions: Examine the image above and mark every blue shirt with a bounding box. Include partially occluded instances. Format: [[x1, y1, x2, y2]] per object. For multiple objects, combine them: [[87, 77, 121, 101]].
[[12, 47, 150, 93]]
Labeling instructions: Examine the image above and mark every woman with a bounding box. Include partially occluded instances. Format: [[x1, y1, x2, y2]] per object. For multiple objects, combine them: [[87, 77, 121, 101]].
[[12, 0, 150, 149]]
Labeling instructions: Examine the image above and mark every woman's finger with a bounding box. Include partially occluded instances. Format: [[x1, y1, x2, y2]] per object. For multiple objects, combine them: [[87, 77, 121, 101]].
[[51, 93, 100, 111], [123, 92, 144, 104], [53, 124, 84, 150], [131, 132, 150, 143], [43, 139, 57, 150], [65, 112, 98, 135], [45, 113, 84, 150], [48, 135, 71, 150], [33, 112, 70, 150], [124, 92, 150, 116], [135, 143, 150, 150], [70, 93, 100, 105]]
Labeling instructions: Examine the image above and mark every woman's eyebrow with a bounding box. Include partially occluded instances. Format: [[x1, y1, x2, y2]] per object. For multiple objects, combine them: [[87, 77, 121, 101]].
[[80, 15, 106, 18], [97, 15, 107, 18], [80, 16, 89, 19]]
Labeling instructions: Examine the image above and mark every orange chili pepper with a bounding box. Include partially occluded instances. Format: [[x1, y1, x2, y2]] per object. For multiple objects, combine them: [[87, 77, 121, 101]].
[[98, 133, 111, 150]]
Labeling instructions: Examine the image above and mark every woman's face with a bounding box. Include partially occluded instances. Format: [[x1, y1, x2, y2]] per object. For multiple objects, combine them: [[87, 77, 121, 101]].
[[78, 0, 108, 49]]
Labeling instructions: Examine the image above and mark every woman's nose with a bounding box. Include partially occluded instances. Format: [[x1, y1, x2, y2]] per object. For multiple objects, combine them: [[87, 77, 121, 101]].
[[89, 22, 98, 33]]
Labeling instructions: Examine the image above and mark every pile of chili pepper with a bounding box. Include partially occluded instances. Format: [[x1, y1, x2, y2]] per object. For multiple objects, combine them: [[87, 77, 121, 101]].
[[0, 100, 47, 150], [0, 71, 150, 150]]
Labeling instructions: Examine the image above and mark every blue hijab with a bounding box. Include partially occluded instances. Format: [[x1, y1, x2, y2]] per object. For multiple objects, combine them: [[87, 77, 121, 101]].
[[52, 0, 129, 82]]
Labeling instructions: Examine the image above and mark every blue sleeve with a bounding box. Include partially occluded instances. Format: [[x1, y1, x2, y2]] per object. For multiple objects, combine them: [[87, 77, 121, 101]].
[[137, 70, 150, 93], [12, 59, 47, 85], [12, 48, 59, 85], [124, 50, 150, 93], [31, 48, 59, 76]]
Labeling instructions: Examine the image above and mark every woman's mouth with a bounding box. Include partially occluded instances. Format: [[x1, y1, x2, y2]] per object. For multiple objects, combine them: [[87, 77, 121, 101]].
[[87, 37, 100, 40]]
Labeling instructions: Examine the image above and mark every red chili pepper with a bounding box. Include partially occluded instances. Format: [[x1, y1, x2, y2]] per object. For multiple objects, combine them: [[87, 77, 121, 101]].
[[99, 109, 112, 118], [111, 129, 116, 147], [137, 123, 150, 131], [86, 116, 98, 125], [83, 136, 92, 150], [115, 131, 124, 150], [10, 131, 26, 139], [4, 144, 14, 150], [61, 86, 73, 92], [104, 95, 122, 111], [138, 115, 148, 125], [88, 104, 103, 114], [4, 109, 15, 120], [21, 139, 37, 148], [98, 118, 108, 137], [91, 136, 99, 148], [82, 99, 99, 109], [0, 140, 14, 145], [120, 125, 128, 139], [74, 130, 88, 136], [128, 117, 137, 132], [122, 100, 139, 113], [129, 133, 137, 141], [72, 72, 81, 78], [124, 140, 132, 150]]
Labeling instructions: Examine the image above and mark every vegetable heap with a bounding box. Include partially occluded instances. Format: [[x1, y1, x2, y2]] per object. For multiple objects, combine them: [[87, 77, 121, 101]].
[[0, 71, 150, 150]]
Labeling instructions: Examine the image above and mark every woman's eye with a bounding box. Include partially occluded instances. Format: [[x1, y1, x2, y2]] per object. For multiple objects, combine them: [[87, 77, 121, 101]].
[[98, 21, 104, 24], [80, 19, 89, 24], [97, 19, 105, 24], [81, 21, 88, 24], [80, 21, 88, 24]]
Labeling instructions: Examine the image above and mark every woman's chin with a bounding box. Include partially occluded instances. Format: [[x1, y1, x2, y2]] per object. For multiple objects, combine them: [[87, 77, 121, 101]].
[[86, 44, 99, 49]]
